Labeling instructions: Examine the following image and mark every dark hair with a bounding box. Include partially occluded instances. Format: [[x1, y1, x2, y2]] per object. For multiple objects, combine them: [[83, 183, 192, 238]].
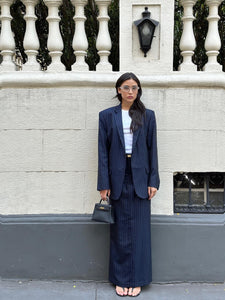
[[115, 72, 146, 132]]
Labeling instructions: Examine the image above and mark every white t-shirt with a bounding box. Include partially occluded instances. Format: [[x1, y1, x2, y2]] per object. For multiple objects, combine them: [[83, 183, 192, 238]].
[[122, 110, 133, 154]]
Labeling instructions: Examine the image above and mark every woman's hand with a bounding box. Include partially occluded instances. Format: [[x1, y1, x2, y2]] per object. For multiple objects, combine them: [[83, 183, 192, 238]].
[[148, 187, 157, 200], [100, 189, 111, 201]]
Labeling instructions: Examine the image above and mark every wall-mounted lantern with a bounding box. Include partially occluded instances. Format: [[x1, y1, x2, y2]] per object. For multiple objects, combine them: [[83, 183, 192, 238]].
[[134, 7, 159, 57]]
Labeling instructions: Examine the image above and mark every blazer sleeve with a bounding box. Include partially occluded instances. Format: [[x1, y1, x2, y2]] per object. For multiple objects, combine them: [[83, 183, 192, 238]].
[[97, 111, 110, 191], [147, 111, 160, 189]]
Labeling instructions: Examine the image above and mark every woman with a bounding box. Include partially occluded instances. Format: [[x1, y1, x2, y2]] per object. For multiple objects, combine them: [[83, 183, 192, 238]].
[[97, 72, 159, 297]]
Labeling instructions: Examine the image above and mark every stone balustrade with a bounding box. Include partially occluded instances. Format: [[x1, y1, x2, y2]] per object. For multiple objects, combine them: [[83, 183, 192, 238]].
[[0, 0, 224, 72], [179, 0, 223, 72], [0, 0, 113, 72]]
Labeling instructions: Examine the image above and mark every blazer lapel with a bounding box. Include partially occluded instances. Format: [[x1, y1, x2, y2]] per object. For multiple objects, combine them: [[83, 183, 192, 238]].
[[132, 126, 141, 150], [114, 104, 125, 150]]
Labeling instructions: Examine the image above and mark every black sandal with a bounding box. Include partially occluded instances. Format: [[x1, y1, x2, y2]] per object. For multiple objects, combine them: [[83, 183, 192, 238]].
[[116, 286, 128, 297], [128, 287, 141, 297]]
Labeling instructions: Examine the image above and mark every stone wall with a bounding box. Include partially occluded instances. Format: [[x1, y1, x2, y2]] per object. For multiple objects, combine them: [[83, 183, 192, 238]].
[[1, 72, 224, 216]]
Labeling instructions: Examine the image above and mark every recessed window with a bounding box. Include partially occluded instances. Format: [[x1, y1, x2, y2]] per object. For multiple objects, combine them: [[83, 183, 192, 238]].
[[174, 172, 225, 213]]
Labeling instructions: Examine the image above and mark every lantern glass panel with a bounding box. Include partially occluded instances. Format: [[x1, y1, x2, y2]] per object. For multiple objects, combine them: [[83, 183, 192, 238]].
[[139, 22, 154, 47]]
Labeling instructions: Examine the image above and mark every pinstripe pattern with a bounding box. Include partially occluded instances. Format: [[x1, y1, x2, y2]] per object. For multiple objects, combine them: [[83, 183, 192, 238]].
[[109, 157, 152, 287]]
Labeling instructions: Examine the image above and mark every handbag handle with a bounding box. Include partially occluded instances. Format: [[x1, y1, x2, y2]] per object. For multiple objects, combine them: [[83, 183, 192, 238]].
[[100, 196, 109, 204]]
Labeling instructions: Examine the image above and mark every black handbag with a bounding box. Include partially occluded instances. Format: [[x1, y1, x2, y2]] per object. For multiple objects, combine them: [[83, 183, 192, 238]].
[[92, 197, 115, 224]]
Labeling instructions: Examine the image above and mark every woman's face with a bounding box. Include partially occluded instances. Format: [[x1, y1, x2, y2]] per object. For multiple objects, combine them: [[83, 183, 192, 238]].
[[118, 79, 139, 108]]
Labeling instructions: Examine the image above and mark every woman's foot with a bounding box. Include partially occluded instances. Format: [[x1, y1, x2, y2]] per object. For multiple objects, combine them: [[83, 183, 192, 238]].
[[128, 287, 141, 297], [116, 286, 128, 297]]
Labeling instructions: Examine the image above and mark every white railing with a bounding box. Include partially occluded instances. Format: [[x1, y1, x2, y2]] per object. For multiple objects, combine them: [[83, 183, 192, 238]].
[[179, 0, 223, 72], [0, 0, 112, 72], [0, 0, 224, 72]]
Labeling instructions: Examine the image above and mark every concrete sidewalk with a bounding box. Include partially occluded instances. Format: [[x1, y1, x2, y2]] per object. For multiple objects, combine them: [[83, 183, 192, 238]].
[[1, 280, 225, 300]]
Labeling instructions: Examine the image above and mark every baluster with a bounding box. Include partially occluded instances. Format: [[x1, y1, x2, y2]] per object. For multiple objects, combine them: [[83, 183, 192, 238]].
[[204, 0, 222, 72], [23, 0, 40, 71], [71, 0, 88, 71], [95, 0, 112, 71], [0, 0, 16, 71], [179, 0, 197, 72], [44, 0, 65, 71]]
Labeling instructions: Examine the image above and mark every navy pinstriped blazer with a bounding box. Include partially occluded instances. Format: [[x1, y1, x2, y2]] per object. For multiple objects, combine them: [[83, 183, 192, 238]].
[[97, 104, 160, 200]]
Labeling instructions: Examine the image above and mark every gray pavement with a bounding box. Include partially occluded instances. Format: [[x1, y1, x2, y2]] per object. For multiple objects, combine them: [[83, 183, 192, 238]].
[[0, 280, 225, 300]]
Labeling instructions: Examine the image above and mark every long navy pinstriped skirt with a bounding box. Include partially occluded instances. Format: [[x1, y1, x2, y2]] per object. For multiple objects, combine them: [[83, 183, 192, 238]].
[[109, 157, 152, 287]]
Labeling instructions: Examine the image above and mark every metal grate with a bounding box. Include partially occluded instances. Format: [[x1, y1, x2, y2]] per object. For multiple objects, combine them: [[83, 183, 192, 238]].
[[174, 172, 225, 214]]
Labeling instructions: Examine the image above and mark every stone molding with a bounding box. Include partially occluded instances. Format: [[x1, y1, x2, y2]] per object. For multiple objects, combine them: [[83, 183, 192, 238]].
[[1, 72, 225, 89]]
